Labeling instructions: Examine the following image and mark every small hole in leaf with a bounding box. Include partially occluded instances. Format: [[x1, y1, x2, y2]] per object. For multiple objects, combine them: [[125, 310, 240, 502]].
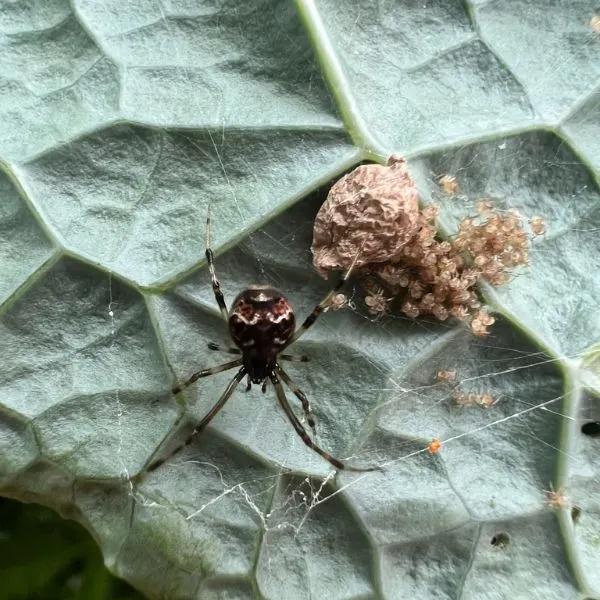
[[571, 506, 581, 523], [581, 421, 600, 436], [490, 533, 510, 549]]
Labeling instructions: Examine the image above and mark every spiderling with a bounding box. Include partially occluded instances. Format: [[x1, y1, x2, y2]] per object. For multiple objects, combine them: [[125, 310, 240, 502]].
[[435, 370, 457, 383], [427, 438, 442, 454], [452, 391, 496, 409], [329, 293, 348, 311], [438, 174, 459, 195], [545, 484, 570, 510]]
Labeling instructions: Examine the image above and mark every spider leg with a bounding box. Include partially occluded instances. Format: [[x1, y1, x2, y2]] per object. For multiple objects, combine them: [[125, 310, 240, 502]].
[[205, 209, 230, 323], [279, 353, 310, 363], [283, 249, 362, 349], [149, 367, 246, 472], [275, 364, 316, 430], [270, 373, 376, 472], [172, 358, 243, 395], [207, 342, 242, 355]]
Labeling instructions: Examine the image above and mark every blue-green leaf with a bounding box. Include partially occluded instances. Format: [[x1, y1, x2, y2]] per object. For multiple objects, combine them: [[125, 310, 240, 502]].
[[1, 1, 599, 598]]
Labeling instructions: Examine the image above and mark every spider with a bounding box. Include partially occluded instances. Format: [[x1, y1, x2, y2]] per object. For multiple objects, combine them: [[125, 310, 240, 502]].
[[148, 213, 376, 473]]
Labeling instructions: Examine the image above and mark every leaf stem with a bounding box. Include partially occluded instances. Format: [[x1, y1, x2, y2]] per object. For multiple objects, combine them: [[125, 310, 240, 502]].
[[295, 0, 388, 162]]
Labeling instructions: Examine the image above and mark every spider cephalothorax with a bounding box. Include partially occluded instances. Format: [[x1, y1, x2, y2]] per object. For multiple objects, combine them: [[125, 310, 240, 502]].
[[229, 285, 296, 384], [147, 213, 375, 473]]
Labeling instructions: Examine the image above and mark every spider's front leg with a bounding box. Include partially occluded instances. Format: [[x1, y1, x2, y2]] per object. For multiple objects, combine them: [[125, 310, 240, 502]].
[[205, 210, 229, 323], [172, 358, 242, 395], [283, 249, 362, 349]]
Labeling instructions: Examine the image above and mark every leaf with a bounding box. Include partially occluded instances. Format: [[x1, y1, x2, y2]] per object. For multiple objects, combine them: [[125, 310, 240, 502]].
[[1, 1, 599, 599], [0, 497, 143, 599]]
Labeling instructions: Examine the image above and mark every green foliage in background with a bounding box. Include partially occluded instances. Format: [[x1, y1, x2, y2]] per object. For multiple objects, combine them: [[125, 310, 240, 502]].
[[0, 498, 143, 600], [0, 1, 599, 599]]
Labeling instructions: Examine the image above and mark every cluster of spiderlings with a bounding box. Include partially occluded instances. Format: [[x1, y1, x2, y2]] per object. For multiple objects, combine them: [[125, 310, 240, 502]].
[[453, 204, 532, 287], [359, 201, 543, 335], [312, 160, 544, 336], [361, 205, 475, 320], [433, 369, 496, 409]]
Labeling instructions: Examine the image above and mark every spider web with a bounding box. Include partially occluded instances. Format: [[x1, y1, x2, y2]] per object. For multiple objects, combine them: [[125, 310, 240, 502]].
[[0, 1, 599, 598], [96, 7, 600, 597], [99, 125, 600, 597]]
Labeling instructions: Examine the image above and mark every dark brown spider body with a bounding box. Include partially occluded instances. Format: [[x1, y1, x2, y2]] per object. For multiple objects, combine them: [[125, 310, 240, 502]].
[[229, 285, 295, 383]]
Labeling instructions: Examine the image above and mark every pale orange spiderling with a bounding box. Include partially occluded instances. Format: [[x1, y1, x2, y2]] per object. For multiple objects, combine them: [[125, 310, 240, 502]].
[[435, 370, 457, 383], [477, 393, 497, 408], [452, 392, 496, 408], [545, 484, 570, 509], [428, 438, 442, 454], [329, 293, 347, 311], [364, 289, 390, 314], [438, 174, 459, 195], [529, 215, 546, 236], [476, 199, 494, 214]]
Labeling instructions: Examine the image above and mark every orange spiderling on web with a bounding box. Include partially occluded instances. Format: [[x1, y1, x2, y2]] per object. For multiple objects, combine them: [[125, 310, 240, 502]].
[[427, 438, 443, 454]]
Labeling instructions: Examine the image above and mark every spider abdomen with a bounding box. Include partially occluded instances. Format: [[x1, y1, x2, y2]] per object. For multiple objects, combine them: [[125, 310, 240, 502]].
[[229, 285, 295, 382]]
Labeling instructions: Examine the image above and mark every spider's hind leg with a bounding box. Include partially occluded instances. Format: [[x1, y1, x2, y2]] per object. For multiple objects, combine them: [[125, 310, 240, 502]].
[[276, 365, 316, 430], [149, 367, 246, 472], [270, 373, 375, 472], [279, 353, 310, 363]]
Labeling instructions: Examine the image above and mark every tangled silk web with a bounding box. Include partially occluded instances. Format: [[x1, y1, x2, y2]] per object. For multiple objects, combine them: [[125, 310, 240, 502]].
[[105, 142, 589, 578]]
